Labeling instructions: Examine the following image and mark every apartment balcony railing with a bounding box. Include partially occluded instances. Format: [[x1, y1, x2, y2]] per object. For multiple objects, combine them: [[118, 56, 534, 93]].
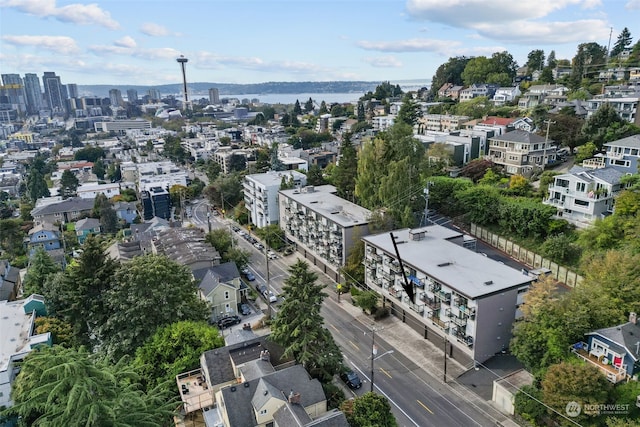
[[454, 329, 474, 348], [403, 296, 424, 314], [428, 311, 447, 330], [458, 305, 476, 319], [435, 291, 451, 305], [420, 293, 441, 310]]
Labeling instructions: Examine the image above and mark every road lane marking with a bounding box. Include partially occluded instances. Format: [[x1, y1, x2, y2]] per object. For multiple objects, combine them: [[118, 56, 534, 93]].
[[417, 399, 434, 414], [380, 367, 392, 379], [349, 340, 359, 350], [330, 324, 340, 333]]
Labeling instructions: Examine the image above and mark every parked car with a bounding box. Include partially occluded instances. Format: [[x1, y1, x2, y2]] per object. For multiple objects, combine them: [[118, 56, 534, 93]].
[[267, 250, 278, 260], [263, 289, 278, 303], [245, 272, 256, 281], [232, 225, 240, 232], [239, 303, 251, 315], [217, 315, 241, 329], [254, 242, 264, 251], [340, 370, 362, 389]]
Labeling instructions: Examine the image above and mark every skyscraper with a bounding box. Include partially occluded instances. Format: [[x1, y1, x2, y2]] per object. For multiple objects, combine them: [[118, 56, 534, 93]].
[[126, 89, 138, 103], [23, 73, 43, 114], [0, 74, 27, 113], [42, 72, 66, 114], [209, 87, 220, 104], [109, 89, 123, 108], [66, 83, 78, 99]]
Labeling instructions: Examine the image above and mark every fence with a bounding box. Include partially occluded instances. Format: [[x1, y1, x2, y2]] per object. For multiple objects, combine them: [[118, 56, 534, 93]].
[[469, 223, 584, 288]]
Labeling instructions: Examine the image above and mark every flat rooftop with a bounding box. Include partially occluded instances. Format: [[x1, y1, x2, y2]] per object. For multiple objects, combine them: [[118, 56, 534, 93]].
[[246, 170, 306, 187], [0, 300, 35, 372], [280, 185, 371, 228], [363, 225, 532, 299]]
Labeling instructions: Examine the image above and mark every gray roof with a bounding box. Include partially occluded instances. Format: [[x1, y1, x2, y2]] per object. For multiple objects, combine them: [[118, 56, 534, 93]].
[[561, 166, 623, 185], [362, 225, 532, 299], [112, 201, 137, 211], [198, 270, 222, 296], [604, 134, 640, 149], [491, 130, 549, 144], [208, 261, 240, 282], [305, 410, 350, 427], [75, 218, 100, 231], [588, 321, 640, 361], [247, 170, 307, 187], [201, 335, 290, 387], [222, 364, 326, 427], [280, 185, 371, 228], [31, 197, 94, 216]]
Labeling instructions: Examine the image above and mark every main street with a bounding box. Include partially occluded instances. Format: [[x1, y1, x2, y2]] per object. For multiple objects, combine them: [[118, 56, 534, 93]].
[[191, 198, 504, 427]]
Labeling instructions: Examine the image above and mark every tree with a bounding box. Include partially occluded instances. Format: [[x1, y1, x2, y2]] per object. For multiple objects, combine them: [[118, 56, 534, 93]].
[[428, 56, 470, 98], [305, 164, 325, 186], [27, 168, 50, 202], [74, 146, 105, 163], [319, 101, 328, 114], [342, 392, 398, 427], [106, 163, 121, 182], [92, 158, 106, 180], [514, 385, 546, 426], [570, 42, 607, 88], [547, 50, 557, 68], [59, 170, 79, 199], [270, 260, 342, 381], [163, 135, 188, 164], [304, 97, 314, 113], [341, 239, 364, 288], [397, 95, 422, 126], [461, 56, 493, 85], [253, 224, 285, 250], [459, 159, 497, 183], [357, 102, 365, 121], [611, 27, 633, 58], [526, 49, 545, 72], [542, 362, 612, 424], [133, 321, 224, 391], [34, 317, 75, 347], [333, 133, 358, 200], [22, 247, 59, 296], [581, 103, 628, 150], [352, 290, 380, 314], [293, 99, 302, 116], [0, 218, 26, 259], [575, 141, 598, 163], [206, 228, 234, 256], [104, 257, 206, 356], [547, 112, 585, 153], [455, 96, 492, 119], [228, 154, 247, 172], [540, 234, 581, 265], [6, 346, 176, 426]]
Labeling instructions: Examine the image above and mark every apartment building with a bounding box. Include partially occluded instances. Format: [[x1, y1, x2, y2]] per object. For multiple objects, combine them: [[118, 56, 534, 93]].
[[419, 114, 470, 133], [279, 185, 371, 282], [243, 171, 307, 228], [544, 166, 624, 227], [487, 130, 556, 176], [94, 119, 152, 134], [585, 96, 640, 126], [362, 225, 533, 365]]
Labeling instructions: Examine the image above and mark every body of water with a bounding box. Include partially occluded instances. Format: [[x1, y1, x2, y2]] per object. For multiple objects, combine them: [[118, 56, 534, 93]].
[[220, 92, 365, 105]]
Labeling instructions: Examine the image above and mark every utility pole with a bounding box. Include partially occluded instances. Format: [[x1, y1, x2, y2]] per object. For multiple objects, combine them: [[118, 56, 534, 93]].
[[370, 327, 377, 393], [266, 234, 272, 319], [207, 212, 211, 233], [443, 333, 448, 383], [420, 181, 433, 227], [542, 119, 556, 171]]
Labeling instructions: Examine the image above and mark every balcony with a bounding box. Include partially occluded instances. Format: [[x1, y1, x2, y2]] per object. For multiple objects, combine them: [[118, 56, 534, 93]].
[[435, 291, 451, 305], [454, 329, 474, 348], [403, 297, 424, 314], [428, 282, 441, 293], [428, 311, 448, 330], [571, 342, 627, 383], [381, 270, 396, 281], [458, 305, 476, 319], [420, 293, 441, 310]]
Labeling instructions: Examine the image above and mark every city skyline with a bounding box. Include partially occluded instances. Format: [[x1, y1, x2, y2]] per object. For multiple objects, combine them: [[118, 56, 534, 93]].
[[0, 0, 639, 86]]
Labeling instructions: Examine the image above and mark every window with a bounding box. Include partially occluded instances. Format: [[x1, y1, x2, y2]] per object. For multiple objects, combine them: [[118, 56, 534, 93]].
[[576, 182, 586, 192], [260, 409, 268, 415], [574, 199, 589, 207], [224, 291, 229, 300]]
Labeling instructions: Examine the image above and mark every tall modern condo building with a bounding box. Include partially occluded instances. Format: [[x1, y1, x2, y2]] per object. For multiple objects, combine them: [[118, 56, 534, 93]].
[[127, 89, 138, 103], [209, 87, 220, 104], [42, 72, 66, 113], [109, 89, 124, 108], [0, 74, 27, 114], [23, 73, 44, 114]]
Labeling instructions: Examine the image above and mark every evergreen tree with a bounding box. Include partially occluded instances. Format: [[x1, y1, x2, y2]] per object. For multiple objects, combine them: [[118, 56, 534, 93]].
[[397, 94, 422, 126], [22, 247, 59, 296], [526, 49, 545, 72], [293, 99, 302, 116], [357, 101, 365, 122], [270, 260, 342, 381], [92, 158, 106, 180], [332, 133, 358, 200], [547, 50, 557, 68], [319, 101, 328, 114], [304, 97, 314, 113], [59, 170, 79, 199], [306, 164, 325, 186], [611, 27, 633, 57]]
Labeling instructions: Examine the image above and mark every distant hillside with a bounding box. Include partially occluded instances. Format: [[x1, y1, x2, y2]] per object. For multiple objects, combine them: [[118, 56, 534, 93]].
[[78, 81, 408, 98]]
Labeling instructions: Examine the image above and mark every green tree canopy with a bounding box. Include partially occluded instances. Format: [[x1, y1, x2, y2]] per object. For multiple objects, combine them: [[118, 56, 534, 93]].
[[59, 170, 79, 199], [611, 27, 633, 58], [342, 392, 398, 427], [428, 56, 470, 98], [22, 247, 59, 296], [333, 133, 358, 201]]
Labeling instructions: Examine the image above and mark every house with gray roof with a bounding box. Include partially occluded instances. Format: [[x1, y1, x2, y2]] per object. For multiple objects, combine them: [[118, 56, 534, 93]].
[[30, 197, 94, 227], [602, 134, 640, 174], [75, 217, 101, 244], [543, 166, 625, 227], [0, 260, 20, 301], [279, 185, 371, 283], [195, 262, 247, 321], [152, 227, 221, 271], [487, 130, 557, 176], [362, 224, 533, 365], [572, 312, 640, 383]]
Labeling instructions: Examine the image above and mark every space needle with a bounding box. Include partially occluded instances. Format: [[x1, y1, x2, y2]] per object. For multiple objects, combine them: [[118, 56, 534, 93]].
[[176, 55, 190, 110]]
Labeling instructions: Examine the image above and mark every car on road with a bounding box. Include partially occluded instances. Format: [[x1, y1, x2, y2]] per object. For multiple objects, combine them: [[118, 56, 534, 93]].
[[262, 289, 278, 303], [239, 303, 251, 315], [244, 271, 255, 281], [232, 225, 240, 232], [267, 250, 278, 260], [217, 315, 241, 329], [254, 242, 265, 251], [340, 370, 362, 389]]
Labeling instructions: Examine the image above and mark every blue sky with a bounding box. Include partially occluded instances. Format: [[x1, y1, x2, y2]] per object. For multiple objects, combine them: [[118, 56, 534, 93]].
[[1, 0, 639, 86]]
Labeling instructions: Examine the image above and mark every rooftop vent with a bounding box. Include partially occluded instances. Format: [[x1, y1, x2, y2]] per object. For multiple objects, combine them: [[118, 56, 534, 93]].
[[230, 386, 236, 392], [244, 382, 250, 388], [484, 280, 494, 286], [409, 230, 426, 241], [437, 262, 453, 267]]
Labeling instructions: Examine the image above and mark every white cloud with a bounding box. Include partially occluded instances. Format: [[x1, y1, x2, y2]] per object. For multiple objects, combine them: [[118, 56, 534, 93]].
[[133, 47, 183, 61], [0, 0, 119, 29], [626, 0, 640, 9], [363, 56, 403, 68], [1, 35, 79, 54], [450, 45, 510, 57], [357, 38, 457, 53], [114, 36, 136, 49], [474, 19, 611, 44], [140, 22, 173, 37]]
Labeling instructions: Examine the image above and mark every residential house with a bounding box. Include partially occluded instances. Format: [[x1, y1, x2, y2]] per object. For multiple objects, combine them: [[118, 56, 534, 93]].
[[244, 170, 307, 228], [75, 218, 101, 244], [491, 87, 521, 106], [630, 68, 640, 82], [75, 182, 121, 199], [0, 294, 51, 408], [140, 186, 170, 220], [437, 83, 453, 98], [548, 100, 588, 118], [152, 227, 221, 272], [544, 166, 624, 227], [510, 117, 535, 133], [279, 185, 371, 282], [0, 260, 21, 301], [518, 85, 568, 109], [362, 225, 533, 365], [586, 96, 640, 126], [487, 130, 557, 176], [415, 132, 484, 172], [300, 145, 339, 169], [194, 262, 247, 321], [175, 335, 347, 427], [446, 85, 465, 101], [602, 134, 640, 173], [371, 115, 396, 132], [418, 114, 470, 133], [31, 197, 95, 227], [459, 84, 498, 102], [572, 312, 640, 383], [473, 116, 516, 136], [113, 201, 138, 224], [25, 224, 62, 255], [598, 67, 629, 82]]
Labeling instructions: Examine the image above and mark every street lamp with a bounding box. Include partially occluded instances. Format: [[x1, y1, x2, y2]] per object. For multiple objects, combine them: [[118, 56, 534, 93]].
[[206, 212, 211, 233], [368, 326, 393, 393]]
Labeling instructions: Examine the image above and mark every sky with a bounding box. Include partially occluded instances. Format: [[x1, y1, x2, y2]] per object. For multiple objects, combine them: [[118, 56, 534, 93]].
[[1, 0, 639, 87]]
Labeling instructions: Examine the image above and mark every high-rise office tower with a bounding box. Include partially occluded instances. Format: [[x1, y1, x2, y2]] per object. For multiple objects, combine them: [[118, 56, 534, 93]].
[[209, 87, 220, 104], [23, 73, 43, 114], [126, 89, 138, 103], [109, 89, 123, 107], [147, 89, 161, 102], [66, 83, 78, 99], [0, 74, 27, 113], [42, 72, 66, 113]]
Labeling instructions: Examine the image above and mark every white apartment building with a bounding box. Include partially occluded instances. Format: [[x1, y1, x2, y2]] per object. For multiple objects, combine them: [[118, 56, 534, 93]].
[[371, 115, 396, 132], [243, 171, 307, 228], [585, 96, 640, 126], [544, 166, 625, 227], [94, 118, 152, 134], [279, 185, 371, 282], [418, 114, 470, 133], [76, 182, 121, 199], [362, 225, 533, 365]]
